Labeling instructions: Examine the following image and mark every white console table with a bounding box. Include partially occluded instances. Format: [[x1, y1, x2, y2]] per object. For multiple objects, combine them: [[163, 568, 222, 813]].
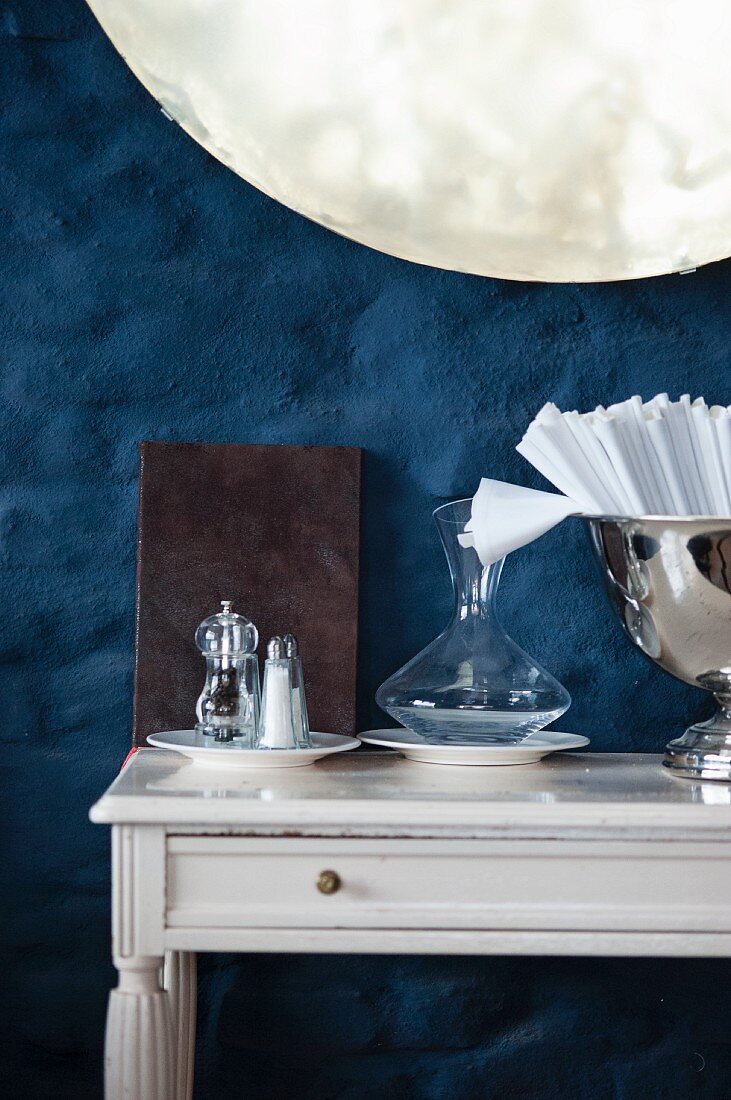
[[90, 749, 731, 1100]]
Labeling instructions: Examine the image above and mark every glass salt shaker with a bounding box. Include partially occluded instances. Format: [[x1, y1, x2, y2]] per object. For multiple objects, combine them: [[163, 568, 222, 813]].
[[257, 635, 312, 750], [195, 600, 260, 745], [282, 633, 312, 748]]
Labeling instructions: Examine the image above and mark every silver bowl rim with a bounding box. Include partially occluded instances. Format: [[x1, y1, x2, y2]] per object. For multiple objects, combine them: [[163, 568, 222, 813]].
[[438, 500, 731, 525], [575, 513, 731, 524]]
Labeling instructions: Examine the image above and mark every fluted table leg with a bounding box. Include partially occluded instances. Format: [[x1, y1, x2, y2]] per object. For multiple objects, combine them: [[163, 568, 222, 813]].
[[106, 955, 174, 1100], [164, 951, 197, 1100]]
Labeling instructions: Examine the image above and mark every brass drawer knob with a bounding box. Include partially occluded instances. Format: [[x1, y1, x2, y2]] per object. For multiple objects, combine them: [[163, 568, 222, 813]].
[[316, 869, 341, 895]]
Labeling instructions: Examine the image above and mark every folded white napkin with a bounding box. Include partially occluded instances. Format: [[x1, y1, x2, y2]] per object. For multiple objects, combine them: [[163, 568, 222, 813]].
[[518, 394, 731, 516], [460, 478, 580, 566]]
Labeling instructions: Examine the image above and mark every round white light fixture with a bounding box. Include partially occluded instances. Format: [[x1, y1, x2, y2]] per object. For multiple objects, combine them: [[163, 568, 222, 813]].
[[87, 1, 731, 282]]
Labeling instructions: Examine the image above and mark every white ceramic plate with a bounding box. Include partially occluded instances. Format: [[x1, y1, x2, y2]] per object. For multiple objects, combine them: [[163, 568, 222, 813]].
[[147, 730, 360, 769], [358, 729, 590, 766]]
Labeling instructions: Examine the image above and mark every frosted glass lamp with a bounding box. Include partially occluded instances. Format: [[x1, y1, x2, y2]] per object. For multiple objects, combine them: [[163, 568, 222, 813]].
[[87, 1, 731, 282]]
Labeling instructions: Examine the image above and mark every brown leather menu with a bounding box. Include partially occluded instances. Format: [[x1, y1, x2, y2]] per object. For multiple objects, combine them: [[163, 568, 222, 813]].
[[133, 442, 361, 745]]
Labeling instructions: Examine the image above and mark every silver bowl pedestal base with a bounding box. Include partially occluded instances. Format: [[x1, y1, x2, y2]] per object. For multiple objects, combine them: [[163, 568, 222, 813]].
[[664, 681, 731, 780], [664, 731, 731, 781]]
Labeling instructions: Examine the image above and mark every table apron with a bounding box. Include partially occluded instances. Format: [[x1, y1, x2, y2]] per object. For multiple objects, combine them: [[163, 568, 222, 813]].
[[165, 835, 731, 934]]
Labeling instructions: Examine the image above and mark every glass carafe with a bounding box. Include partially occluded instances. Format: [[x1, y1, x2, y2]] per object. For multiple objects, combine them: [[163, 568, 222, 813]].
[[376, 499, 570, 744]]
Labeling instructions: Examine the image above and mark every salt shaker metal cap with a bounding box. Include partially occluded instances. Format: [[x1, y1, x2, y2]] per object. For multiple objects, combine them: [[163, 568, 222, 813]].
[[267, 635, 286, 660], [282, 632, 298, 657]]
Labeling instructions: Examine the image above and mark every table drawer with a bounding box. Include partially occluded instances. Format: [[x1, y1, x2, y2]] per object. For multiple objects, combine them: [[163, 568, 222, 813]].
[[165, 836, 731, 932]]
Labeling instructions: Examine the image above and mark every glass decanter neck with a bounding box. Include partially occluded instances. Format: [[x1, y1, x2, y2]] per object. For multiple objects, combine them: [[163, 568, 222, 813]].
[[434, 505, 504, 619], [452, 550, 503, 618]]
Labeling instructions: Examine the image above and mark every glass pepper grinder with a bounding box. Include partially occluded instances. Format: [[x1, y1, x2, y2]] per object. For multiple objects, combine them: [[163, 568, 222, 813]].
[[195, 600, 260, 745], [257, 635, 312, 750]]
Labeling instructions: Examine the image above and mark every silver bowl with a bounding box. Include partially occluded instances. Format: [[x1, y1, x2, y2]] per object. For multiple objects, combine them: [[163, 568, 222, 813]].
[[582, 515, 731, 780]]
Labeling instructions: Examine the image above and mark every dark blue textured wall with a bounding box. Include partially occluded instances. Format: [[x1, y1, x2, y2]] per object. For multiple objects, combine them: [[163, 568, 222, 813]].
[[2, 2, 731, 1097]]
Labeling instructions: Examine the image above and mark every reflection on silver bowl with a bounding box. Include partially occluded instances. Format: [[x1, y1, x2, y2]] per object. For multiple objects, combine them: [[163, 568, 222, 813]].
[[582, 515, 731, 780]]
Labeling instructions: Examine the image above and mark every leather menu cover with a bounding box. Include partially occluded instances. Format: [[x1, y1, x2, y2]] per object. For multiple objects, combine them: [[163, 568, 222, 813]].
[[133, 442, 361, 745]]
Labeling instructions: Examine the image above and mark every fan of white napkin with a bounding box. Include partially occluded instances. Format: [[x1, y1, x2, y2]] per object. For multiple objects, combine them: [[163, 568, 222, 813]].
[[517, 393, 731, 516], [463, 393, 730, 567]]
